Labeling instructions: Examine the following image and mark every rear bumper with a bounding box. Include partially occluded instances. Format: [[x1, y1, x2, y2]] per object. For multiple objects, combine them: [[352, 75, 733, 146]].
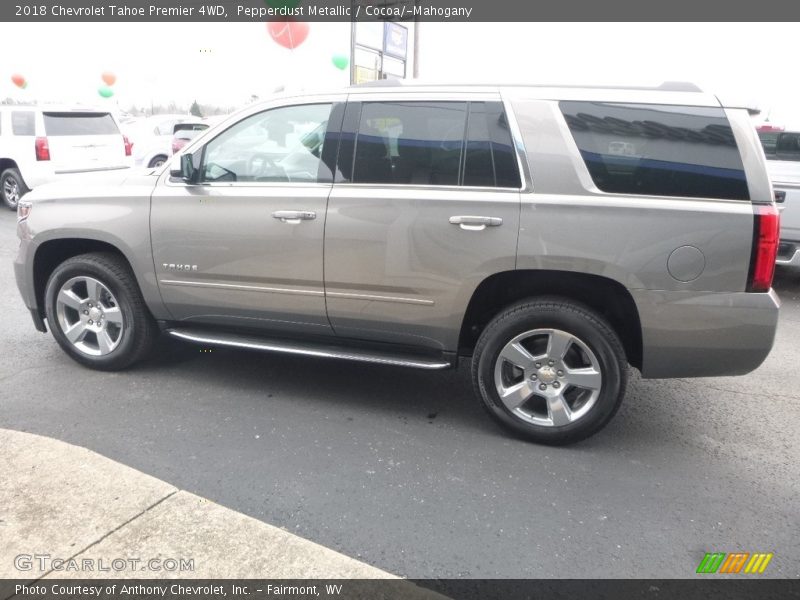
[[633, 288, 780, 378], [776, 244, 800, 266]]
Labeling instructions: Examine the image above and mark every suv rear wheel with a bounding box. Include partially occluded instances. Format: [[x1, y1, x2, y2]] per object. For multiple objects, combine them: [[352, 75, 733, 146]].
[[44, 252, 158, 370], [472, 298, 627, 445], [1, 168, 28, 210]]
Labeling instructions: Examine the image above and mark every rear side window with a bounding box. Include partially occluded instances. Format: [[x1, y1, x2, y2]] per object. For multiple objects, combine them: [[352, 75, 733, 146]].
[[560, 102, 749, 201], [463, 102, 521, 188], [347, 101, 520, 188], [759, 131, 800, 162], [12, 111, 35, 136], [353, 101, 466, 186], [43, 113, 119, 136]]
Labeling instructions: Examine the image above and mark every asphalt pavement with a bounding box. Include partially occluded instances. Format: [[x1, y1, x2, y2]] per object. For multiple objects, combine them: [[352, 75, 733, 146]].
[[1, 208, 798, 579]]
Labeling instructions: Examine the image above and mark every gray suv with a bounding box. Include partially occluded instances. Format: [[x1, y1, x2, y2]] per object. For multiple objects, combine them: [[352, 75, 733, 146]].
[[13, 82, 781, 445]]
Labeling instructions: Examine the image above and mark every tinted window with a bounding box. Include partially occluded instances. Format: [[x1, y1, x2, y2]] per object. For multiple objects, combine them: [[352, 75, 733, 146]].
[[352, 101, 466, 185], [760, 132, 800, 161], [464, 104, 494, 187], [43, 113, 119, 136], [758, 131, 780, 157], [201, 103, 332, 184], [12, 111, 35, 136], [462, 102, 521, 188], [561, 102, 749, 201]]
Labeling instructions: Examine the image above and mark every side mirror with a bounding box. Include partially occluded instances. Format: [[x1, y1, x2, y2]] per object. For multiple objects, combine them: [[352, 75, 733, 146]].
[[169, 153, 197, 183]]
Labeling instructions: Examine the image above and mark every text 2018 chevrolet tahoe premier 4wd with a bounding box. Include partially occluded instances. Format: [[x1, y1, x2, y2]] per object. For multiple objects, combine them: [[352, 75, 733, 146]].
[[14, 83, 781, 445]]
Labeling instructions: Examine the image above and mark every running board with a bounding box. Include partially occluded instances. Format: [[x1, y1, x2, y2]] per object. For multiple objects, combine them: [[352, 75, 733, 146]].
[[166, 328, 454, 370]]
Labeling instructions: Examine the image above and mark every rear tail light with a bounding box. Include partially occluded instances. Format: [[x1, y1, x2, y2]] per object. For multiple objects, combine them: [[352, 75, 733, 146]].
[[747, 204, 780, 293], [123, 135, 133, 157], [35, 137, 50, 161], [171, 140, 183, 154]]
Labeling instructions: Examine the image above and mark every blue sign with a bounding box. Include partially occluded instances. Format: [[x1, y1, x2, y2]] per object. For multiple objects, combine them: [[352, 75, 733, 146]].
[[384, 22, 408, 59]]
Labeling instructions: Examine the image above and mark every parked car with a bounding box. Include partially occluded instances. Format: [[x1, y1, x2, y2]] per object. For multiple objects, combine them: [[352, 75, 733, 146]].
[[14, 82, 780, 445], [757, 124, 800, 266], [123, 114, 193, 169], [0, 106, 132, 209], [171, 122, 209, 155], [170, 116, 227, 155]]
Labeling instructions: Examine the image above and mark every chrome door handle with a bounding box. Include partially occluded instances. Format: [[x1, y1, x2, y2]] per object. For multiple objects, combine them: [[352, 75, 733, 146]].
[[272, 210, 316, 224], [449, 215, 503, 231]]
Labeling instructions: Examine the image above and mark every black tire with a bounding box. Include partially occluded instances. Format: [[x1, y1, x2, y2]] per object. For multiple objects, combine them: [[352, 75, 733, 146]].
[[1, 168, 28, 210], [472, 297, 627, 445], [148, 155, 168, 168], [44, 252, 158, 371]]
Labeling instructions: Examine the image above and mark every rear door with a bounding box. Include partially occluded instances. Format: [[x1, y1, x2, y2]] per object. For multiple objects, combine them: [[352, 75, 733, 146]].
[[42, 111, 128, 173], [324, 94, 522, 351]]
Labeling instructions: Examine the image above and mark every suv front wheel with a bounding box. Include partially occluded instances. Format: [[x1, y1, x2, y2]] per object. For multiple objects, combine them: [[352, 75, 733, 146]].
[[44, 252, 158, 370], [472, 298, 627, 445]]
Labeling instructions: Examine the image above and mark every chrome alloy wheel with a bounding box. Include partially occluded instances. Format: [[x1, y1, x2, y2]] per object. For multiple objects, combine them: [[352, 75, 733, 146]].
[[493, 328, 602, 427], [55, 276, 124, 356], [3, 176, 20, 206]]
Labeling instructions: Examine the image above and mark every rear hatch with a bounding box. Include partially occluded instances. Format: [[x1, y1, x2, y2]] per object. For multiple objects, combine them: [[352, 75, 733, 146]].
[[43, 111, 128, 173]]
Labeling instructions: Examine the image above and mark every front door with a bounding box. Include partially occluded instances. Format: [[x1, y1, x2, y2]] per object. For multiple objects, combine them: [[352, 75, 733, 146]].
[[151, 99, 342, 336]]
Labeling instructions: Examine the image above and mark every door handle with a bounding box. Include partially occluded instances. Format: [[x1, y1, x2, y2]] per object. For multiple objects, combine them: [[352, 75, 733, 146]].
[[272, 210, 316, 224], [449, 215, 503, 231]]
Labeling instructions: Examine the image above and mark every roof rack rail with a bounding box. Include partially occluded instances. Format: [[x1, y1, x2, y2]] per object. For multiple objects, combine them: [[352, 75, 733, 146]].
[[350, 80, 703, 92]]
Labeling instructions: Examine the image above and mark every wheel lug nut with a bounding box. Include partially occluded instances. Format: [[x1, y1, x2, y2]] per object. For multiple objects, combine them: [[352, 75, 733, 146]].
[[557, 370, 564, 376], [535, 362, 541, 368], [83, 310, 89, 315], [88, 320, 93, 325], [530, 374, 537, 380], [553, 382, 561, 389], [538, 383, 547, 391], [548, 360, 555, 366]]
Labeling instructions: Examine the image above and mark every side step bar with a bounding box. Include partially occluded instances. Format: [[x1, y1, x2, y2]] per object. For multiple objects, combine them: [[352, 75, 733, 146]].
[[166, 328, 454, 370]]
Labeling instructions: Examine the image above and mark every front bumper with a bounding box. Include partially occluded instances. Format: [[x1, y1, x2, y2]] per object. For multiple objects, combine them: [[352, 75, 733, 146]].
[[633, 288, 780, 379]]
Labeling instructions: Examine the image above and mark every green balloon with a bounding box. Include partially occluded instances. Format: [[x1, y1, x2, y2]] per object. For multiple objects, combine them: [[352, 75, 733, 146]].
[[98, 86, 114, 99], [332, 54, 349, 71]]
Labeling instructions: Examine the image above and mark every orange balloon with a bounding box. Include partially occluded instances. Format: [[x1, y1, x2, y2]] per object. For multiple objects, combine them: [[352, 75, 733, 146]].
[[11, 74, 26, 89], [101, 71, 117, 86]]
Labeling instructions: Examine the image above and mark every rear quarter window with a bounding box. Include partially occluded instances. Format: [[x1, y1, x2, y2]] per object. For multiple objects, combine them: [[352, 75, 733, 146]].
[[560, 101, 749, 201], [43, 112, 119, 136]]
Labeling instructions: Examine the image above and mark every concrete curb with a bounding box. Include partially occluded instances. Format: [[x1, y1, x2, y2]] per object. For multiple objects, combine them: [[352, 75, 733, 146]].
[[0, 428, 405, 581]]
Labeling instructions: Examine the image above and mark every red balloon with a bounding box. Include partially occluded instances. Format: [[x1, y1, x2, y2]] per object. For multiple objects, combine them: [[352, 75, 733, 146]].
[[11, 74, 26, 89], [101, 71, 117, 86], [267, 20, 309, 50]]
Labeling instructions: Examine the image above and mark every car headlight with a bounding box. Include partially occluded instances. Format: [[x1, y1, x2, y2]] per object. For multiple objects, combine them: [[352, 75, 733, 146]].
[[17, 200, 32, 221]]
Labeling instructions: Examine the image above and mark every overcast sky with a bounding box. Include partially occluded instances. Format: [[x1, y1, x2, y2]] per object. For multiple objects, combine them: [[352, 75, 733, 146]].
[[0, 22, 798, 125]]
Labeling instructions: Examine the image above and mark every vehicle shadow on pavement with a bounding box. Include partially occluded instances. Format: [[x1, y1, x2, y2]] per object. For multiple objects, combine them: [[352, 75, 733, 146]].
[[136, 335, 660, 450]]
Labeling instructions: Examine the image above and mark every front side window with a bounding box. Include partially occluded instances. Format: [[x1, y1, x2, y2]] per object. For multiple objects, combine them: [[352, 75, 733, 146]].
[[352, 101, 467, 185], [561, 101, 749, 201], [12, 111, 35, 136], [200, 103, 332, 184]]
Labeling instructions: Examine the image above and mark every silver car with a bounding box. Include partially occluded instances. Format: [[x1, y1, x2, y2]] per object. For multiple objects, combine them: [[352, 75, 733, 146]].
[[14, 82, 780, 445]]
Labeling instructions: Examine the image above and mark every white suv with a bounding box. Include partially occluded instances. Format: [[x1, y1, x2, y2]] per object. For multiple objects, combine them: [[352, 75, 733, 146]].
[[0, 106, 133, 209]]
